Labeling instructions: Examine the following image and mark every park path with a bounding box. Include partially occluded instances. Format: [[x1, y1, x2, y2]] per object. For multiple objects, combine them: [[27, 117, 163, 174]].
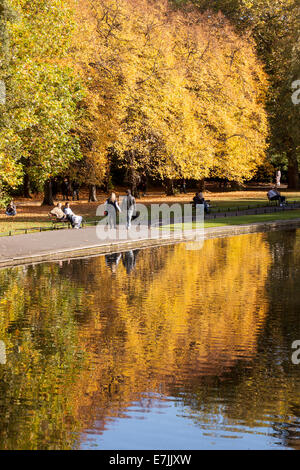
[[1, 217, 300, 268]]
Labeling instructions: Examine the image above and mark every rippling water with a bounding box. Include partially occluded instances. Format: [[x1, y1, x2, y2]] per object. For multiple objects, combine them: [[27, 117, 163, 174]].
[[0, 229, 299, 450]]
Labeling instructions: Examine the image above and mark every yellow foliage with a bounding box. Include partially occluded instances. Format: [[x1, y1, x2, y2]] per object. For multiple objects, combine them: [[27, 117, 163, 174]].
[[73, 0, 269, 183]]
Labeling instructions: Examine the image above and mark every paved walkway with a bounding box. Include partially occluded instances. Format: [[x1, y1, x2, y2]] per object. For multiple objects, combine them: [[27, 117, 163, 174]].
[[1, 217, 300, 268]]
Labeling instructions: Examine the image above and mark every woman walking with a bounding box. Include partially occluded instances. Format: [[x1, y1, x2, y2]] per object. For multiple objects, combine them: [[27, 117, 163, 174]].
[[105, 192, 121, 229]]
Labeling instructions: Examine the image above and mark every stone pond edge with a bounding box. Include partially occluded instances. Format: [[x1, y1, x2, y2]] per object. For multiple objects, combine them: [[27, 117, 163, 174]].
[[1, 218, 300, 269]]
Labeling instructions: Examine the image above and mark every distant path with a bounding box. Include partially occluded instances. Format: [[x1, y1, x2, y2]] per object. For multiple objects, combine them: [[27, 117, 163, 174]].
[[1, 218, 300, 269]]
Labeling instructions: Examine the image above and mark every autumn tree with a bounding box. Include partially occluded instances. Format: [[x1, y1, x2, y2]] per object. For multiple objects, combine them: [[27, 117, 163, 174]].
[[175, 0, 300, 187], [76, 0, 268, 195], [0, 0, 22, 205], [1, 0, 85, 205]]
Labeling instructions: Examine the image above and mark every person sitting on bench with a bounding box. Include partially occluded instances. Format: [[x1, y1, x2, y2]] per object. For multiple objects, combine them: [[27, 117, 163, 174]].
[[63, 203, 82, 229], [49, 203, 67, 221], [193, 192, 211, 214], [5, 200, 17, 216], [267, 188, 286, 206], [63, 202, 74, 218], [193, 192, 204, 206]]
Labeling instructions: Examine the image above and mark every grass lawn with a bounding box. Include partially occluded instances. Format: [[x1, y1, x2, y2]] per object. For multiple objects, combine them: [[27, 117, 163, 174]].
[[1, 187, 300, 237], [204, 194, 300, 213], [0, 216, 102, 237], [166, 209, 300, 231]]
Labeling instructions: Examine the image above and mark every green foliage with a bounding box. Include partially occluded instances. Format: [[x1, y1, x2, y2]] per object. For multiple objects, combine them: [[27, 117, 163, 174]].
[[0, 0, 85, 203], [172, 0, 300, 186]]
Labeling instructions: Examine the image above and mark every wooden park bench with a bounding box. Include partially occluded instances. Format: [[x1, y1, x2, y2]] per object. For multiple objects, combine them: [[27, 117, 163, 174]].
[[267, 192, 288, 207]]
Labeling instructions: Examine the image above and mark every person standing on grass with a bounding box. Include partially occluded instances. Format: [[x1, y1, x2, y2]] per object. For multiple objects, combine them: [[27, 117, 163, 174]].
[[72, 181, 80, 201], [105, 192, 121, 229], [61, 178, 69, 201], [52, 179, 59, 201], [180, 179, 187, 194], [276, 169, 282, 188], [121, 189, 136, 230]]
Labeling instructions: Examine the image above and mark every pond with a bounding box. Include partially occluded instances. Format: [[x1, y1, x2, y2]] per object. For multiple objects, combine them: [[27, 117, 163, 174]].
[[0, 229, 299, 450]]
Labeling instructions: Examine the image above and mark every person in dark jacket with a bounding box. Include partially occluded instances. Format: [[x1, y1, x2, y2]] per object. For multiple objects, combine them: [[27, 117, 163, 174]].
[[5, 201, 17, 216], [105, 192, 121, 229], [267, 187, 286, 206], [193, 192, 210, 214], [72, 181, 80, 201], [193, 192, 204, 205], [61, 178, 70, 201], [121, 189, 136, 229]]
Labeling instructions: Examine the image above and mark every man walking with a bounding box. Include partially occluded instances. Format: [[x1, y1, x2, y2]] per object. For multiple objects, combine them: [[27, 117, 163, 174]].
[[121, 189, 136, 229]]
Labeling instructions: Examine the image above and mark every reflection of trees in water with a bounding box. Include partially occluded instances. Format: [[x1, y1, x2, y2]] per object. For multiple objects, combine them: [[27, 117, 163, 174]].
[[272, 415, 300, 450], [166, 231, 300, 448], [258, 229, 300, 449], [0, 232, 299, 449], [0, 263, 91, 450]]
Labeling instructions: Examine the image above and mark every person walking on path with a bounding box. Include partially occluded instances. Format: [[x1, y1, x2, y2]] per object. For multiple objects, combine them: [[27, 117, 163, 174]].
[[121, 189, 136, 229], [105, 192, 121, 229]]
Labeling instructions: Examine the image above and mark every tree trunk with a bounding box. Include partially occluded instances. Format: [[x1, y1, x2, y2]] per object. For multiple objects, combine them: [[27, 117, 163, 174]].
[[23, 171, 32, 198], [164, 178, 175, 196], [231, 181, 244, 191], [42, 180, 54, 206], [287, 150, 299, 189], [89, 184, 97, 202], [130, 177, 139, 198], [127, 151, 140, 198], [198, 179, 206, 193]]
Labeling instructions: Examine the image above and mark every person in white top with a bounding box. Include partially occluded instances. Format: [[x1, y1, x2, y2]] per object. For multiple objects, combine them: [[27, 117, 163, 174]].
[[63, 202, 74, 217], [63, 203, 83, 229], [276, 169, 281, 187]]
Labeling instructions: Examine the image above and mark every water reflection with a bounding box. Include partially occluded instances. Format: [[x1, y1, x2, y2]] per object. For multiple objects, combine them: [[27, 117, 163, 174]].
[[0, 231, 299, 449], [105, 250, 140, 275]]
